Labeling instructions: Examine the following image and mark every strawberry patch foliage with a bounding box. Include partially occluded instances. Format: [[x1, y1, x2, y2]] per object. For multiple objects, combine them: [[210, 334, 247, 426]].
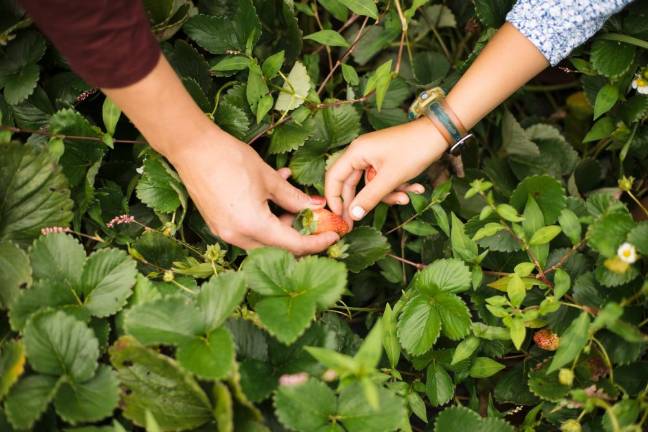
[[1, 0, 648, 431]]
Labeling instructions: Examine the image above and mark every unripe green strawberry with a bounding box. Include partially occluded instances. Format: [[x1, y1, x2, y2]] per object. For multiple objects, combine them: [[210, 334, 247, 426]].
[[560, 419, 581, 432], [533, 328, 560, 351], [559, 368, 574, 386]]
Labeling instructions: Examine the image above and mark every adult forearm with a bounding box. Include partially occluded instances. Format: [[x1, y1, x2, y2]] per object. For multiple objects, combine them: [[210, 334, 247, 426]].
[[445, 22, 549, 130], [102, 56, 217, 161]]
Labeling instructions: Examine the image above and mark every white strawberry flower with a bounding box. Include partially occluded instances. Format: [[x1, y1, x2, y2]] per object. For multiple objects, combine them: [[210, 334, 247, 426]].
[[631, 67, 648, 95], [617, 242, 637, 264]]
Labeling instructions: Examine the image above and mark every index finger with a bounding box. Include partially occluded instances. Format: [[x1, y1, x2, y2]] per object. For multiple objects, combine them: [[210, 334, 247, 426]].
[[252, 211, 339, 256], [325, 148, 367, 215]]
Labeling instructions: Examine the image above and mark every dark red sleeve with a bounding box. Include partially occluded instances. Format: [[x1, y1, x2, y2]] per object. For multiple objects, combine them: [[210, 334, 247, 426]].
[[19, 0, 161, 88]]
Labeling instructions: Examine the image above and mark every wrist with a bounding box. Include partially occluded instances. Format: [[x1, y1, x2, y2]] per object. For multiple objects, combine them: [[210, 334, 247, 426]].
[[151, 118, 224, 163], [410, 117, 450, 159]]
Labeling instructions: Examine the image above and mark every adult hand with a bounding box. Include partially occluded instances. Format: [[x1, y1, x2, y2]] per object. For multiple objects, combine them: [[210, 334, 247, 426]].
[[168, 127, 339, 254], [325, 118, 446, 224]]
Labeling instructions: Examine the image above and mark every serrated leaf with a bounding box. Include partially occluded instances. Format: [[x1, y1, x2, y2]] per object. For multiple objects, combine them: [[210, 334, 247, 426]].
[[80, 248, 137, 317], [501, 110, 539, 157], [30, 233, 85, 286], [414, 258, 472, 294], [274, 379, 337, 431], [183, 3, 261, 55], [269, 119, 314, 154], [53, 365, 119, 424], [341, 63, 360, 85], [255, 294, 316, 344], [275, 61, 311, 112], [0, 143, 73, 247], [587, 209, 634, 258], [508, 317, 526, 350], [583, 116, 615, 142], [510, 175, 566, 224], [451, 213, 478, 262], [591, 39, 635, 79], [337, 383, 405, 431], [507, 274, 525, 308], [382, 303, 400, 368], [548, 312, 590, 373], [397, 294, 441, 355], [435, 293, 471, 340], [24, 310, 99, 381], [176, 327, 235, 380], [341, 226, 390, 272], [473, 0, 514, 28], [425, 362, 453, 406], [4, 63, 39, 105], [211, 56, 250, 73], [0, 241, 31, 309], [593, 84, 618, 120], [4, 374, 61, 430], [102, 98, 121, 136], [528, 362, 570, 401], [197, 271, 247, 331], [136, 154, 187, 214], [558, 208, 581, 245], [262, 51, 285, 79], [109, 336, 213, 430]]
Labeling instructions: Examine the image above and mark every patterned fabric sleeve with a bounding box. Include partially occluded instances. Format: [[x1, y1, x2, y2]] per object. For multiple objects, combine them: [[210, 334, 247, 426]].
[[506, 0, 635, 66]]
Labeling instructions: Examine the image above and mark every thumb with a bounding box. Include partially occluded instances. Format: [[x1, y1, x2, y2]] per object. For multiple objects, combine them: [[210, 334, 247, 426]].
[[270, 175, 326, 214], [348, 171, 400, 221]]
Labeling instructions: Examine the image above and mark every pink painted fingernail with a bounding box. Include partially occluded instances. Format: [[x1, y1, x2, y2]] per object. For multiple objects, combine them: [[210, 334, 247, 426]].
[[310, 195, 326, 205]]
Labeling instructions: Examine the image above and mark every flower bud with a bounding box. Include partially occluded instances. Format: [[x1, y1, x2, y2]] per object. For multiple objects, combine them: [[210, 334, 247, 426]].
[[163, 270, 174, 282], [560, 419, 581, 432], [559, 368, 574, 387]]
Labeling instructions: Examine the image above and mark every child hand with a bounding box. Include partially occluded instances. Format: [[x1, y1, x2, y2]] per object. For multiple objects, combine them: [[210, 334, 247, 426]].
[[325, 118, 448, 224]]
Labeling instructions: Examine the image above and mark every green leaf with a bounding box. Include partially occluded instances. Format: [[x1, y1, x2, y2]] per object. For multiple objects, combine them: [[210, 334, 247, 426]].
[[510, 175, 566, 225], [247, 64, 267, 113], [425, 362, 454, 406], [508, 317, 526, 350], [341, 226, 390, 272], [0, 241, 31, 309], [501, 110, 539, 157], [262, 51, 285, 79], [304, 30, 350, 47], [593, 84, 619, 120], [528, 362, 570, 401], [473, 222, 505, 242], [553, 269, 571, 299], [109, 336, 213, 430], [528, 225, 561, 246], [341, 0, 378, 19], [451, 336, 480, 365], [9, 279, 80, 331], [0, 143, 73, 247], [337, 383, 405, 432], [403, 220, 438, 236], [506, 274, 525, 308], [469, 357, 505, 378], [590, 39, 635, 79], [274, 379, 336, 431], [269, 119, 314, 154], [627, 221, 648, 255], [415, 258, 472, 294], [397, 295, 441, 355], [255, 294, 317, 345], [102, 98, 121, 136], [197, 271, 247, 331], [183, 3, 261, 55], [4, 374, 61, 430], [558, 208, 581, 245], [364, 60, 392, 111], [435, 293, 471, 340], [341, 63, 360, 86], [125, 296, 203, 346], [583, 116, 615, 142], [0, 340, 25, 400], [496, 204, 524, 222], [136, 154, 187, 214], [602, 399, 640, 432], [210, 56, 250, 73], [256, 93, 273, 123], [54, 365, 119, 424], [587, 209, 634, 258], [382, 303, 400, 368], [548, 312, 591, 373], [242, 247, 294, 295], [275, 61, 312, 112], [24, 310, 99, 381], [354, 323, 383, 370], [451, 213, 478, 262], [434, 406, 482, 432], [4, 63, 39, 105], [30, 233, 85, 287], [176, 327, 235, 380], [473, 0, 514, 28], [80, 248, 137, 317]]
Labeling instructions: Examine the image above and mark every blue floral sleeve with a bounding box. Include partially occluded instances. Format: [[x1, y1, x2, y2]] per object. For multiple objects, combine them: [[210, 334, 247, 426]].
[[506, 0, 635, 66]]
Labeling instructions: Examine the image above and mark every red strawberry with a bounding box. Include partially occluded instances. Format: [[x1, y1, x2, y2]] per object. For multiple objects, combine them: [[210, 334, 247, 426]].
[[533, 328, 560, 351], [294, 208, 349, 236]]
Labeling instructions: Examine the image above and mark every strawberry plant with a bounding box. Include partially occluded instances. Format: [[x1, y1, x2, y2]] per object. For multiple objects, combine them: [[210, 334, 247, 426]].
[[1, 0, 648, 431]]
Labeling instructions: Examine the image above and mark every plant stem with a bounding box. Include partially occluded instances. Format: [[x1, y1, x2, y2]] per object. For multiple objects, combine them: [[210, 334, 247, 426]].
[[523, 82, 580, 92], [597, 32, 648, 50], [0, 125, 146, 144], [388, 253, 425, 270]]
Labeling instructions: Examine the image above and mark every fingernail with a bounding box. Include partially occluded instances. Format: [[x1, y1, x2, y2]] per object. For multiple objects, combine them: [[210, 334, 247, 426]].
[[398, 198, 407, 205], [351, 206, 366, 220], [414, 185, 425, 194], [310, 195, 326, 205]]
